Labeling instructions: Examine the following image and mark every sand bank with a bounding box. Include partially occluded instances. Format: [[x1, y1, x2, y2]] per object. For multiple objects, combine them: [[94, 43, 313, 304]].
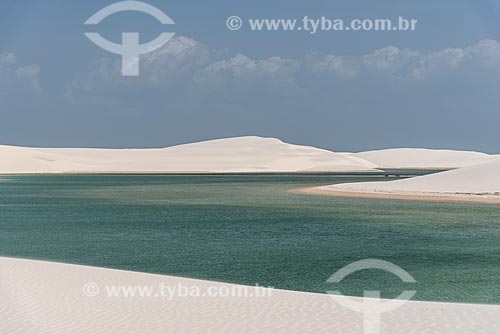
[[293, 187, 500, 204], [298, 160, 500, 204]]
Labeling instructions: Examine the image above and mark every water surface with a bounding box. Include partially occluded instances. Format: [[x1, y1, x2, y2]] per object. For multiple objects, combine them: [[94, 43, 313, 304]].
[[1, 174, 499, 304]]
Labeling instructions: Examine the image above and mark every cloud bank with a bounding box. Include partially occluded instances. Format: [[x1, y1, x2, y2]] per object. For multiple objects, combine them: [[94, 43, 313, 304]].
[[70, 37, 500, 93]]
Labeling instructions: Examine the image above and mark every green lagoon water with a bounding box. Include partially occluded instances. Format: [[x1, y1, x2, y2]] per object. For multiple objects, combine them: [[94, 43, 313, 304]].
[[1, 174, 500, 304]]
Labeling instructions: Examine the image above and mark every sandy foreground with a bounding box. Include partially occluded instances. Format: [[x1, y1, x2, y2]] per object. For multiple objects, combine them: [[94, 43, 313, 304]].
[[1, 257, 500, 334]]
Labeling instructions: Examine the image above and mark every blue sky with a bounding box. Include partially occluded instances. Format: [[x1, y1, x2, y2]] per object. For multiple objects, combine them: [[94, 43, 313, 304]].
[[1, 0, 500, 152]]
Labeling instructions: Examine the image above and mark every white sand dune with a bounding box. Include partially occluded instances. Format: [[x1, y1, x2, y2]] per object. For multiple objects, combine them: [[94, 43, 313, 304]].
[[3, 137, 499, 174], [1, 257, 499, 334], [0, 136, 378, 174], [351, 148, 497, 169], [311, 160, 500, 203]]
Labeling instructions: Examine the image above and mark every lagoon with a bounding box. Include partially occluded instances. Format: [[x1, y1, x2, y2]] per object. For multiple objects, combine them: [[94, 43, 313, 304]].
[[1, 174, 499, 304]]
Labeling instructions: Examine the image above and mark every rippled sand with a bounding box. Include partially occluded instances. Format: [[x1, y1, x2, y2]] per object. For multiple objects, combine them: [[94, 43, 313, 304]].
[[2, 257, 500, 333]]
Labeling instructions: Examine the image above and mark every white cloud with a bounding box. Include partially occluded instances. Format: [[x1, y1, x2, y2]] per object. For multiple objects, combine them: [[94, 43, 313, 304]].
[[307, 54, 359, 78], [144, 36, 204, 61], [306, 40, 500, 80], [204, 54, 257, 76], [0, 53, 16, 66], [363, 46, 420, 71], [192, 54, 301, 95], [199, 54, 299, 80], [0, 53, 41, 95], [463, 40, 500, 66], [16, 64, 41, 91]]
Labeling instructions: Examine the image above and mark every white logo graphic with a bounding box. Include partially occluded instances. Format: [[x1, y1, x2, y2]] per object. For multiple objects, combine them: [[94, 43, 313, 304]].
[[84, 1, 175, 76], [326, 259, 416, 334], [226, 16, 243, 31], [82, 282, 100, 297]]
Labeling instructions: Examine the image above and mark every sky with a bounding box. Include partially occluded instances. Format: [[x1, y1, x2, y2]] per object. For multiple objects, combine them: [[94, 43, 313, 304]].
[[1, 0, 500, 152]]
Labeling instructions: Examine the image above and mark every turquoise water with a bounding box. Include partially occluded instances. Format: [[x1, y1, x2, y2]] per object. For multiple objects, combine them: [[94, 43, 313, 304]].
[[1, 174, 500, 304]]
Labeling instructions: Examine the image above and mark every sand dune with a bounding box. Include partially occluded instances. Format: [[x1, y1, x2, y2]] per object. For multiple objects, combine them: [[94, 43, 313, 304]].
[[309, 160, 500, 203], [0, 137, 378, 174], [3, 137, 498, 174], [1, 257, 499, 334], [351, 148, 497, 169]]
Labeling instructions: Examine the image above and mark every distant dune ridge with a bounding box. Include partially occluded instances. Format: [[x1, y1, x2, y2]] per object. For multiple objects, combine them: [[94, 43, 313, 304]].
[[0, 136, 379, 174], [3, 136, 500, 200], [2, 136, 498, 174], [350, 148, 497, 169]]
